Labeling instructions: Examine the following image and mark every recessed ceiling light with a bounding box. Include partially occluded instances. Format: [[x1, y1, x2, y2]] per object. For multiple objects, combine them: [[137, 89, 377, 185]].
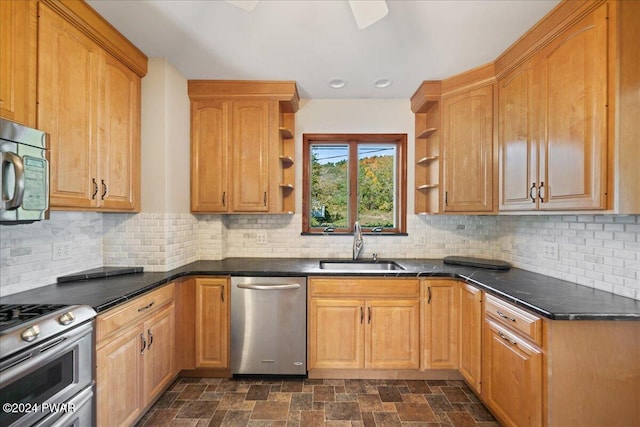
[[329, 78, 347, 89], [374, 78, 392, 88]]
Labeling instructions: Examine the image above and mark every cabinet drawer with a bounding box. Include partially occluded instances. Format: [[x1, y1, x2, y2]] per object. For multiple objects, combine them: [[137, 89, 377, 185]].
[[310, 278, 419, 298], [96, 283, 175, 344], [485, 294, 542, 345]]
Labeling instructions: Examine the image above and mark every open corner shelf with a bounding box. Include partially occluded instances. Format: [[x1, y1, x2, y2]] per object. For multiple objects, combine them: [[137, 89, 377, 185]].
[[279, 127, 294, 139], [417, 127, 438, 139]]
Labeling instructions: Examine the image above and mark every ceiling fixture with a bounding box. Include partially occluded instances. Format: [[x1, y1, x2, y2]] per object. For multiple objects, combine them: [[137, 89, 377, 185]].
[[225, 0, 389, 30], [374, 78, 392, 88], [329, 78, 347, 89]]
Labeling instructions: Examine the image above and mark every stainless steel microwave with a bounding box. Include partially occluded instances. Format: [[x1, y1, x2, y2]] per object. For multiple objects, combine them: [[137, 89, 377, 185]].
[[0, 118, 49, 224]]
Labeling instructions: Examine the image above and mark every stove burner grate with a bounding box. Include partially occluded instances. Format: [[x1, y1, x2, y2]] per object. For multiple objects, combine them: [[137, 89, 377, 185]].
[[0, 304, 68, 332]]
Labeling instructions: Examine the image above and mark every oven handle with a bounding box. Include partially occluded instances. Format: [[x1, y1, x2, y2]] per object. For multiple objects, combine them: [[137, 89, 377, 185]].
[[1, 151, 25, 210]]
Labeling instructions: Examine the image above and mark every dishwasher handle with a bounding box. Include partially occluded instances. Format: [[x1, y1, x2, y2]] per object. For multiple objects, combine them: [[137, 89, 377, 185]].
[[236, 283, 301, 291]]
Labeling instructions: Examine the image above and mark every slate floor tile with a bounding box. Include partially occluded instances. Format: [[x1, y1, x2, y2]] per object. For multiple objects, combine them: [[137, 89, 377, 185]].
[[138, 378, 500, 427]]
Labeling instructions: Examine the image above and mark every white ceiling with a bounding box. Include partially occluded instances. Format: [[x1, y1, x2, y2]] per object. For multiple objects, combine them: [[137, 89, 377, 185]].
[[87, 0, 560, 99]]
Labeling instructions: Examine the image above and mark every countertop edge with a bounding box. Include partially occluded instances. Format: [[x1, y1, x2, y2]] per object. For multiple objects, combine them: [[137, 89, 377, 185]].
[[2, 259, 639, 321]]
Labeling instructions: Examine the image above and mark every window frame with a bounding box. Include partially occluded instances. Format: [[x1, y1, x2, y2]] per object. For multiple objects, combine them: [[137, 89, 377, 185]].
[[302, 133, 407, 235]]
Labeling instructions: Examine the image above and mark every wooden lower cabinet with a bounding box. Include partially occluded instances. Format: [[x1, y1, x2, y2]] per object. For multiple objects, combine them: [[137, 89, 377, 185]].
[[309, 299, 364, 369], [458, 283, 482, 393], [195, 277, 230, 369], [423, 280, 458, 369], [482, 318, 542, 427], [96, 284, 175, 427], [308, 278, 420, 372], [96, 325, 143, 427], [367, 300, 420, 369]]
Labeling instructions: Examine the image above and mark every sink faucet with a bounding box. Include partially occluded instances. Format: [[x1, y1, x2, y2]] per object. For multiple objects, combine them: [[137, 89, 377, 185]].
[[353, 221, 363, 260]]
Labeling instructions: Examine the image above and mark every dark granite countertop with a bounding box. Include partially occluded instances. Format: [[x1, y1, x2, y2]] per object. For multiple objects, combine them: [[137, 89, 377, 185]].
[[1, 258, 638, 320]]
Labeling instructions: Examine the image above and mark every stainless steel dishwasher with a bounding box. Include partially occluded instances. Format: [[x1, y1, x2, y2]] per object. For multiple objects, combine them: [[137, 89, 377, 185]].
[[231, 276, 307, 375]]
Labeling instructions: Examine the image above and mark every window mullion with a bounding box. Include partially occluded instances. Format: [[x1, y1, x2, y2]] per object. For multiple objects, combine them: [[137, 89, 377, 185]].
[[348, 141, 359, 232]]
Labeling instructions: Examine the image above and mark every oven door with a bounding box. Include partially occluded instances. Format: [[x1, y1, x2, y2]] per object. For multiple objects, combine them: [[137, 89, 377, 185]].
[[0, 321, 93, 427]]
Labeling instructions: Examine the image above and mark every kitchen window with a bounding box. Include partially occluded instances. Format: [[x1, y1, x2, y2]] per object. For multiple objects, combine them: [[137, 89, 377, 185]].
[[302, 134, 407, 235]]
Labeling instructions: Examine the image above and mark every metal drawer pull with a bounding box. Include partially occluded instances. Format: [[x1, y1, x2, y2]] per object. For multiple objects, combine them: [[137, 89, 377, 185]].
[[496, 310, 516, 322], [137, 301, 155, 312], [498, 331, 518, 346], [237, 284, 300, 290], [140, 333, 147, 354]]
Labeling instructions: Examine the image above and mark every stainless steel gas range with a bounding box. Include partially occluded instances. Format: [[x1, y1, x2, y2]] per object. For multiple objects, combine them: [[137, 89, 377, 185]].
[[0, 304, 97, 427]]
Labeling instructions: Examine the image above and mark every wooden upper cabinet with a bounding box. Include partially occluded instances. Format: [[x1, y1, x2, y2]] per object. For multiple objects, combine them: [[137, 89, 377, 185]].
[[37, 1, 145, 212], [230, 100, 271, 212], [188, 81, 298, 214], [539, 3, 608, 210], [38, 2, 101, 209], [499, 2, 609, 212], [442, 84, 495, 213], [100, 53, 141, 211], [191, 101, 230, 212], [0, 0, 37, 127], [499, 58, 538, 211]]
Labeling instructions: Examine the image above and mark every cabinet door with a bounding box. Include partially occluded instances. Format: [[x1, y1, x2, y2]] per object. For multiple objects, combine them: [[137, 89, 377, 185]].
[[539, 3, 608, 210], [96, 325, 143, 427], [308, 299, 364, 369], [99, 52, 140, 211], [0, 0, 37, 127], [366, 299, 420, 370], [38, 3, 100, 209], [230, 100, 270, 212], [442, 84, 494, 212], [423, 280, 458, 369], [191, 101, 229, 212], [459, 284, 482, 393], [143, 304, 175, 404], [482, 319, 542, 427], [499, 58, 539, 211], [195, 278, 229, 368]]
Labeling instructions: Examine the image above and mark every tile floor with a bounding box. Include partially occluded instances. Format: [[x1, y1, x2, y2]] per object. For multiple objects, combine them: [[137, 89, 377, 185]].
[[136, 377, 501, 427]]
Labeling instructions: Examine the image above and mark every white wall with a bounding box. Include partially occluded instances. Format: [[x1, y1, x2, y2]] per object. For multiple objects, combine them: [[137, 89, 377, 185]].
[[141, 58, 191, 214]]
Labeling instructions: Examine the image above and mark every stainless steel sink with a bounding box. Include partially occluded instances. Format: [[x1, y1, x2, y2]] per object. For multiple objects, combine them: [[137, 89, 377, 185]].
[[319, 260, 405, 271]]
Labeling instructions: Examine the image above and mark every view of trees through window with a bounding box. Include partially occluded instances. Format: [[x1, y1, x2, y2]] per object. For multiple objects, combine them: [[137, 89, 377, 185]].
[[303, 134, 406, 234], [310, 144, 396, 229]]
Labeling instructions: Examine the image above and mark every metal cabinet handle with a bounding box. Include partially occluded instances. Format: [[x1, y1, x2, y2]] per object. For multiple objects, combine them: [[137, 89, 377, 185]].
[[427, 287, 432, 304], [148, 328, 153, 349], [140, 333, 147, 354], [538, 182, 545, 203], [496, 310, 516, 322], [497, 331, 518, 346], [137, 301, 155, 312], [221, 285, 225, 302], [101, 179, 107, 199], [368, 306, 372, 324], [222, 192, 226, 206], [263, 191, 267, 206], [360, 307, 364, 324], [92, 178, 98, 199], [529, 182, 536, 203]]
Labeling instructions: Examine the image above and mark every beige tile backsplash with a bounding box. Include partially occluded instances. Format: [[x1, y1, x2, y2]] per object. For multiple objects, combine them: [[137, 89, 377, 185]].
[[1, 212, 638, 300]]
